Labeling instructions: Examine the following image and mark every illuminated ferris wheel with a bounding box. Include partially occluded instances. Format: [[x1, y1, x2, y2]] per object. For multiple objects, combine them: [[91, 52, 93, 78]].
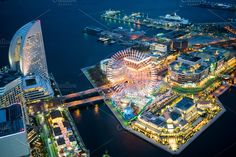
[[107, 49, 158, 94]]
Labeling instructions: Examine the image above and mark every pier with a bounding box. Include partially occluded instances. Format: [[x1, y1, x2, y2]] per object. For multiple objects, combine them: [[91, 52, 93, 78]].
[[101, 10, 190, 31]]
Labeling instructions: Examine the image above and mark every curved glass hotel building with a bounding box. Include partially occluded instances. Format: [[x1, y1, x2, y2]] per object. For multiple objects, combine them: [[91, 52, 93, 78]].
[[8, 20, 54, 103], [8, 20, 49, 79]]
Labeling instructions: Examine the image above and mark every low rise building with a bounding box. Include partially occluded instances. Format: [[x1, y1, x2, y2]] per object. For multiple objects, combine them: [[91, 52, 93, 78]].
[[100, 59, 110, 74], [174, 97, 197, 121], [48, 110, 88, 157], [169, 53, 209, 84], [56, 137, 66, 150], [192, 47, 227, 73], [53, 127, 63, 139], [169, 47, 228, 85], [172, 39, 188, 51], [0, 70, 23, 108], [150, 43, 168, 53], [0, 103, 30, 157], [22, 74, 54, 103]]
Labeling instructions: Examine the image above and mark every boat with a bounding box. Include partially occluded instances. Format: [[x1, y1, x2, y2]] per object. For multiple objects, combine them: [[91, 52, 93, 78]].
[[109, 40, 116, 45], [130, 12, 141, 18], [83, 26, 103, 36], [159, 13, 189, 25], [102, 9, 121, 17], [98, 37, 110, 43]]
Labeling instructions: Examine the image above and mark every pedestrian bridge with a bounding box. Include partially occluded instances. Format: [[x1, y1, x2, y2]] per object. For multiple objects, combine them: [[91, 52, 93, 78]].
[[60, 84, 112, 100]]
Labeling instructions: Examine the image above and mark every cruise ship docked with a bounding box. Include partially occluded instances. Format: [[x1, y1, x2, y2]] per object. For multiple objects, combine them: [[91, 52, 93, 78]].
[[159, 13, 189, 25], [102, 9, 121, 17]]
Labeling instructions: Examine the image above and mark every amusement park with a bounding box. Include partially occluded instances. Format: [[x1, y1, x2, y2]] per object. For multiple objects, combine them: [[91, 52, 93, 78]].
[[83, 43, 235, 154]]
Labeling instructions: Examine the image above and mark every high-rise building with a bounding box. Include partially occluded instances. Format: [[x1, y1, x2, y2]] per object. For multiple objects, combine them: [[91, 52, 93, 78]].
[[0, 103, 30, 157], [8, 20, 49, 79]]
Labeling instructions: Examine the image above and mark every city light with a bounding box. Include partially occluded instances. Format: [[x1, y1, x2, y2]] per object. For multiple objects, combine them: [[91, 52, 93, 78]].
[[0, 2, 236, 157]]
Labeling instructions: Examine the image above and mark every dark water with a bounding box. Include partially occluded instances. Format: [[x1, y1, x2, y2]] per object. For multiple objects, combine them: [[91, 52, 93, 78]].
[[0, 0, 236, 156]]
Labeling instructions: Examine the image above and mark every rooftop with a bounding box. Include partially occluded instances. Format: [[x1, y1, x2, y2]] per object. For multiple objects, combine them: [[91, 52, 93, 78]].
[[50, 110, 63, 119], [23, 75, 46, 89], [69, 135, 76, 142], [201, 47, 227, 61], [25, 78, 37, 86], [53, 127, 62, 136], [175, 97, 195, 111], [0, 103, 24, 137], [190, 48, 226, 66], [0, 70, 21, 87], [57, 137, 65, 146], [151, 118, 167, 127], [63, 121, 70, 128], [170, 60, 208, 74], [170, 111, 181, 121], [141, 112, 167, 128], [179, 53, 202, 63]]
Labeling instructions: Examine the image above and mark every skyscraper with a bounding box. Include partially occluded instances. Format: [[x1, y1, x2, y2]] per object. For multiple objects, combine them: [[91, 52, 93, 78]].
[[8, 20, 49, 79]]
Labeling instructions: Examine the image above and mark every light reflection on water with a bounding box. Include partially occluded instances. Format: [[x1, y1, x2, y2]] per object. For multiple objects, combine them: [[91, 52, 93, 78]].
[[75, 109, 81, 118], [94, 104, 99, 114]]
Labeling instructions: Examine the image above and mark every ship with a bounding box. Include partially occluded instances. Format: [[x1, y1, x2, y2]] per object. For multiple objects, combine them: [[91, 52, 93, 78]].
[[159, 13, 189, 25], [102, 9, 121, 17], [83, 26, 103, 36]]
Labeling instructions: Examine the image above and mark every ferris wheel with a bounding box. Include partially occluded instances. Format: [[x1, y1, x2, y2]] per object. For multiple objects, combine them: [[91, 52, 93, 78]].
[[107, 49, 158, 94]]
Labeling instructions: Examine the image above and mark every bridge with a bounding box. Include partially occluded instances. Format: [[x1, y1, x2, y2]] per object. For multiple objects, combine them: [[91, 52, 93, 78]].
[[64, 93, 113, 107], [50, 83, 115, 109], [224, 26, 236, 35], [60, 84, 112, 100], [65, 95, 104, 107], [60, 84, 113, 107], [196, 38, 236, 48], [62, 88, 101, 99], [28, 87, 113, 114]]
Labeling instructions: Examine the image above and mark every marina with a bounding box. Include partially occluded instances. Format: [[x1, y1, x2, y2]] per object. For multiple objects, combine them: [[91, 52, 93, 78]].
[[101, 10, 190, 30]]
